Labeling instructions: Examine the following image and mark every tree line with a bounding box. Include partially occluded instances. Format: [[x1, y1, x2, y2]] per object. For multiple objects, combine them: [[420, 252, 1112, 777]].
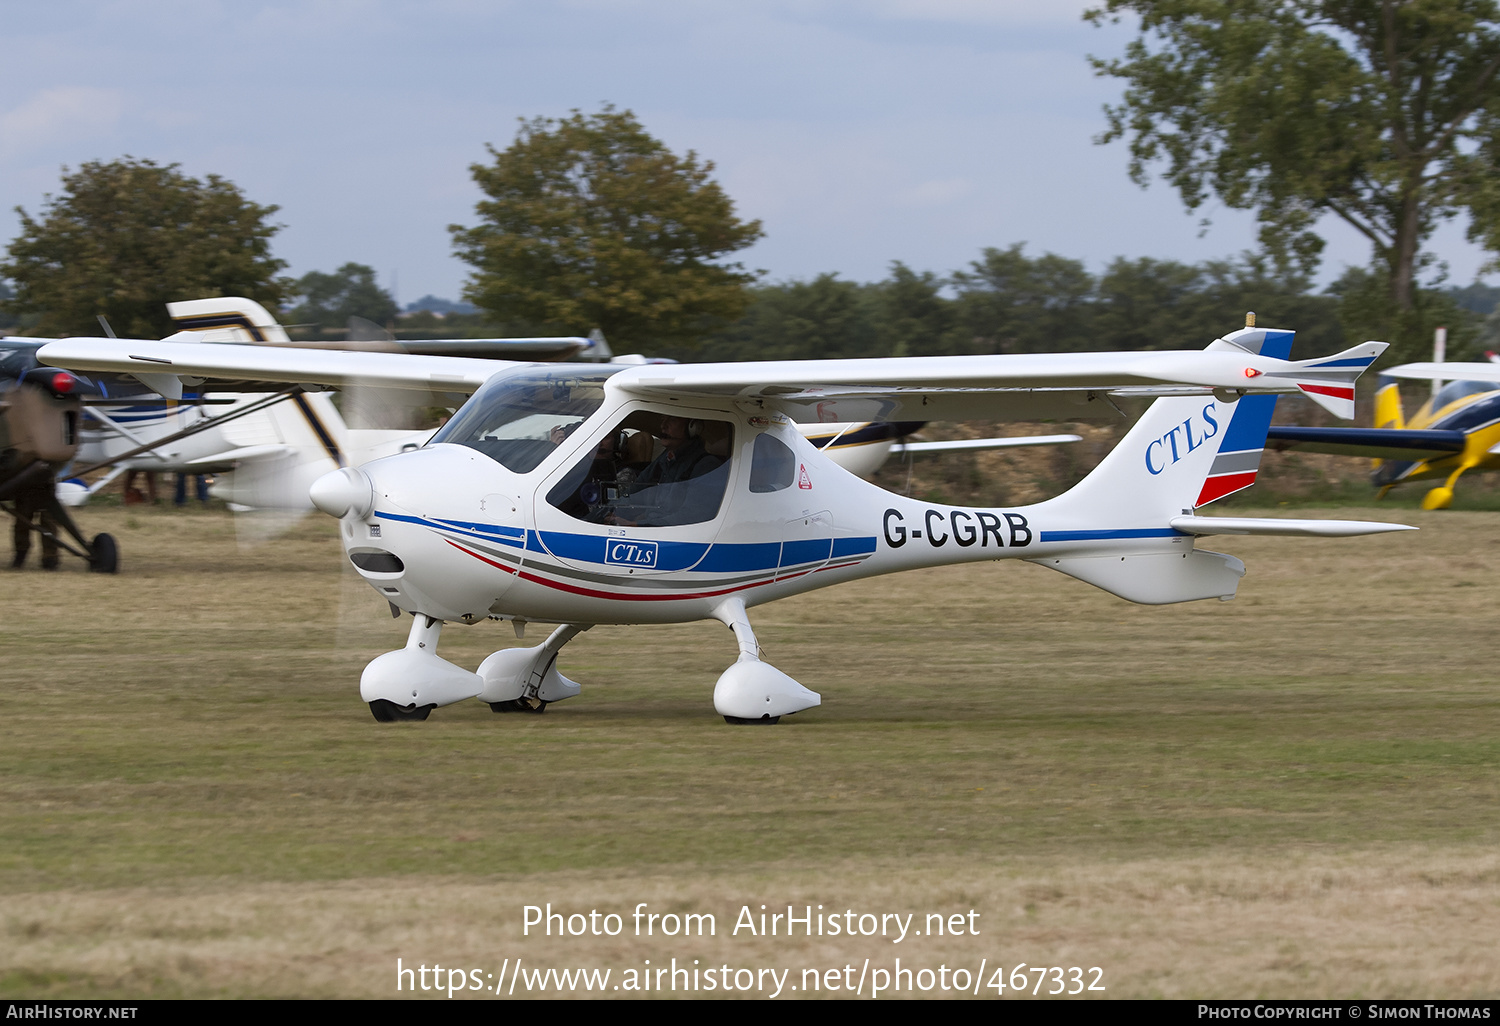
[[671, 249, 1476, 365]]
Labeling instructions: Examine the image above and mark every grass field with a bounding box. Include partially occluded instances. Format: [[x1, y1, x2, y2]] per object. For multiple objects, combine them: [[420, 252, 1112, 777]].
[[1, 504, 1496, 998]]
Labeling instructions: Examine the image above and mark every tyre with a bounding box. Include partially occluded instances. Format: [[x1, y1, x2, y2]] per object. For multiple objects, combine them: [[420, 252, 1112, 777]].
[[89, 533, 119, 574], [369, 699, 433, 722]]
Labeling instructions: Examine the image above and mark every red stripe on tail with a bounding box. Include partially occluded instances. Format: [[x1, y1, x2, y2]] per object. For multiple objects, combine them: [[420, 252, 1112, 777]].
[[1196, 471, 1258, 507]]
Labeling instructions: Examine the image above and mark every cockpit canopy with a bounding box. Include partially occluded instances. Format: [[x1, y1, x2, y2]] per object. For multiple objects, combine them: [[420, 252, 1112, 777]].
[[1432, 379, 1496, 411], [428, 365, 626, 473]]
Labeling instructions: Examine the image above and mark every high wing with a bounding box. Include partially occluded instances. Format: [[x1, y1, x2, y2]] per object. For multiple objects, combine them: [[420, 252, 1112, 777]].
[[1265, 425, 1467, 461], [38, 333, 1384, 423], [36, 337, 519, 404], [605, 340, 1386, 422]]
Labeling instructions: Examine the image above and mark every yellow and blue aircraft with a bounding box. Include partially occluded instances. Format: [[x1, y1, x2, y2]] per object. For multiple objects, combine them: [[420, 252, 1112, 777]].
[[1266, 361, 1500, 509]]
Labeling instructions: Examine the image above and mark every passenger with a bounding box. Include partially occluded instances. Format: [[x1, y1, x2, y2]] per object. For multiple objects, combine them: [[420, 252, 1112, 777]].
[[554, 431, 626, 520]]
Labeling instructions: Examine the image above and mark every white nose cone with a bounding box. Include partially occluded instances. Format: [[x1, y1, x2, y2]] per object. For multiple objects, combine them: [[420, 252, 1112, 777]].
[[309, 467, 374, 519]]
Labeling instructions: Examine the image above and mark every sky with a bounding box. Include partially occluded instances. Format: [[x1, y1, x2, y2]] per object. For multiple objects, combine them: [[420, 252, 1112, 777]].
[[1, 0, 1492, 307]]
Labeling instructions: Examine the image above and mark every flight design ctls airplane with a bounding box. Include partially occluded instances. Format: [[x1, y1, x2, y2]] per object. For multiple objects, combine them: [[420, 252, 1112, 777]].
[[38, 323, 1413, 724]]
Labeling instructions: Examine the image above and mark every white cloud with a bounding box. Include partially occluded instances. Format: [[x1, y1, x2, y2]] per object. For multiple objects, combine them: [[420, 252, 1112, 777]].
[[0, 87, 126, 159]]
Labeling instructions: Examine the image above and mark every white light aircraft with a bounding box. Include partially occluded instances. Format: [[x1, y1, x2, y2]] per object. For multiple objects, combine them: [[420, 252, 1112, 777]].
[[39, 322, 1412, 724]]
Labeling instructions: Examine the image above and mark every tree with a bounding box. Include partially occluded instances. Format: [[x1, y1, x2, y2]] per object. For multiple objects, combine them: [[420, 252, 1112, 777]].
[[286, 263, 398, 332], [873, 262, 957, 357], [1093, 253, 1344, 352], [1, 157, 286, 338], [1087, 1, 1500, 356], [950, 244, 1097, 353], [450, 106, 764, 350], [0, 281, 15, 332]]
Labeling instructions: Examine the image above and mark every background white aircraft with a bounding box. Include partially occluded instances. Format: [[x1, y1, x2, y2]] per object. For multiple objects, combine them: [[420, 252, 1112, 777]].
[[62, 298, 600, 509]]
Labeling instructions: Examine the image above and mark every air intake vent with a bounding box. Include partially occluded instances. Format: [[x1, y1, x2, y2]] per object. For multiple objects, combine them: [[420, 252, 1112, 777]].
[[349, 550, 404, 574]]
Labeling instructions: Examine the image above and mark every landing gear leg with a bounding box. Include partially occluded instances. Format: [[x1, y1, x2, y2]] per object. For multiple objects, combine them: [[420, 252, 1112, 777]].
[[1422, 462, 1475, 510], [710, 597, 820, 725], [360, 614, 483, 722], [479, 623, 593, 713]]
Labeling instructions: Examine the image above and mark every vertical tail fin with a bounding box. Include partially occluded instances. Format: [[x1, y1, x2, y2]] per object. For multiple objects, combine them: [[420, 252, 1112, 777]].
[[1374, 376, 1405, 431], [164, 298, 292, 344], [1041, 327, 1293, 524]]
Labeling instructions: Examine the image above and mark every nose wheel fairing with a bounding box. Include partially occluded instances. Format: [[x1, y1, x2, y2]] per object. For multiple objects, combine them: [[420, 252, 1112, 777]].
[[477, 623, 591, 707]]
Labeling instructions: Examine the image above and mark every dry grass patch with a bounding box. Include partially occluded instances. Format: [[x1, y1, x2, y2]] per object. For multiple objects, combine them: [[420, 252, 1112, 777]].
[[2, 850, 1497, 998]]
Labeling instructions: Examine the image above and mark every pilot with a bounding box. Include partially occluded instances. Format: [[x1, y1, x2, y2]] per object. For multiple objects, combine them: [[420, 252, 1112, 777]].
[[605, 417, 726, 527], [634, 417, 720, 488]]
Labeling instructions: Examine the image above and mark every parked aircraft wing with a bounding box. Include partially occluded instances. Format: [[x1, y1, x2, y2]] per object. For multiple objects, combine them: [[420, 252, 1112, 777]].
[[37, 337, 517, 401], [1265, 425, 1467, 461], [1387, 361, 1500, 385]]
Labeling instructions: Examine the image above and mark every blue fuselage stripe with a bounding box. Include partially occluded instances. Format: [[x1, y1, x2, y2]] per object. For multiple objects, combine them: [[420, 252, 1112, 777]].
[[1040, 528, 1182, 541], [376, 511, 877, 573]]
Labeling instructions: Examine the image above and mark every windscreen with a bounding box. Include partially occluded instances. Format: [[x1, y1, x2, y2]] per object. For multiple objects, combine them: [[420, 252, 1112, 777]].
[[429, 366, 624, 473]]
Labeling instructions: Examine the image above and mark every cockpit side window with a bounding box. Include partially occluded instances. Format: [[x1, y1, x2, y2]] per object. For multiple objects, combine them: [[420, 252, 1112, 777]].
[[429, 367, 623, 473], [547, 411, 734, 527], [749, 432, 795, 492]]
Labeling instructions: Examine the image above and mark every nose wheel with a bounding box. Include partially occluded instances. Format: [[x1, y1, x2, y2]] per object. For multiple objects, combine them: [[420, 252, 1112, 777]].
[[369, 699, 434, 722]]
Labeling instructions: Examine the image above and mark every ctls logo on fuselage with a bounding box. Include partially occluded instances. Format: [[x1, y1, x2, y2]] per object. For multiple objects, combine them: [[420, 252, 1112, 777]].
[[606, 539, 658, 568], [1145, 402, 1220, 475]]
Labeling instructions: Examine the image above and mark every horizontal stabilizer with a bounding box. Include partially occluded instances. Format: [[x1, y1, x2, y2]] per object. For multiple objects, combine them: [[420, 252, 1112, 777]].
[[1168, 516, 1415, 537], [1028, 549, 1246, 604], [1266, 425, 1465, 461], [1251, 341, 1386, 419]]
